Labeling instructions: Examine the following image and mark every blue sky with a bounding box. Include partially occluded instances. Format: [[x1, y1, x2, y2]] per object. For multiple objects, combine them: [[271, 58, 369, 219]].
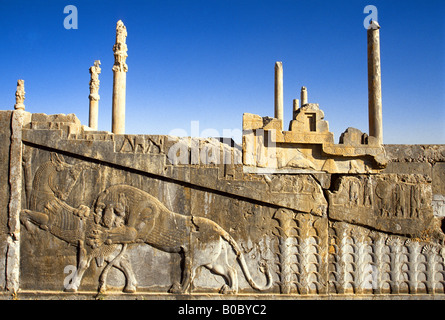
[[0, 0, 444, 144]]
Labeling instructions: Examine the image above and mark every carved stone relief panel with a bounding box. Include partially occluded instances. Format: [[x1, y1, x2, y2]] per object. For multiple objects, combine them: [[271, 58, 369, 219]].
[[15, 141, 445, 297], [19, 147, 277, 294], [0, 111, 13, 291], [272, 209, 329, 294], [328, 174, 440, 238], [328, 222, 445, 294]]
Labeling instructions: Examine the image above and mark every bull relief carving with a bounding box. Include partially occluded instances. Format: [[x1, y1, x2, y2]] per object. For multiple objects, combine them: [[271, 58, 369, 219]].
[[2, 14, 445, 300], [20, 154, 273, 294]]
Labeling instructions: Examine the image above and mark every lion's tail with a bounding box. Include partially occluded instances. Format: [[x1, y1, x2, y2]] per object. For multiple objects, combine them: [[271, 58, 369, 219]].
[[219, 227, 273, 291]]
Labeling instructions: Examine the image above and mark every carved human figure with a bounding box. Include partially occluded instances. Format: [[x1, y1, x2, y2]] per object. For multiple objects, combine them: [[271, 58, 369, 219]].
[[394, 184, 406, 217], [349, 179, 360, 206], [375, 180, 392, 217], [363, 176, 373, 207], [410, 186, 420, 218]]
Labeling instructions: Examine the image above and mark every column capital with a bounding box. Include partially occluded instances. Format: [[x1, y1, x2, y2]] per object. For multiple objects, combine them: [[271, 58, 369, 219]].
[[112, 20, 128, 73], [14, 79, 25, 111], [89, 60, 101, 101]]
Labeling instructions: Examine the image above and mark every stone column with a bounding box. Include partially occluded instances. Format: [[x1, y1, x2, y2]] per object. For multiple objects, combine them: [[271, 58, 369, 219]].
[[112, 20, 128, 134], [14, 80, 25, 111], [274, 61, 283, 128], [300, 86, 308, 106], [292, 99, 299, 120], [89, 60, 101, 130], [367, 20, 383, 144]]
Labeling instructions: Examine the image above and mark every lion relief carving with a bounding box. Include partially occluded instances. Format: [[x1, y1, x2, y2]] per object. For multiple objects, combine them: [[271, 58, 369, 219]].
[[91, 185, 273, 294]]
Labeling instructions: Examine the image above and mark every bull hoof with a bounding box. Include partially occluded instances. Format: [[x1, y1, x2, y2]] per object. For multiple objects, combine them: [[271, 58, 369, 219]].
[[168, 282, 184, 294], [99, 286, 107, 294], [219, 284, 237, 295], [219, 284, 229, 294], [123, 284, 137, 293]]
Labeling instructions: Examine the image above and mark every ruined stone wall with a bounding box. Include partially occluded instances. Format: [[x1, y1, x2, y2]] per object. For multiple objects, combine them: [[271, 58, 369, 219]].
[[1, 110, 444, 299], [0, 111, 12, 291], [384, 145, 445, 221]]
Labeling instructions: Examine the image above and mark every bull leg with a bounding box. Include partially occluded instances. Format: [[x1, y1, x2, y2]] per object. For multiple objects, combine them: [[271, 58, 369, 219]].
[[98, 244, 127, 293], [20, 209, 49, 231], [66, 241, 91, 292], [116, 256, 138, 293], [169, 249, 192, 294]]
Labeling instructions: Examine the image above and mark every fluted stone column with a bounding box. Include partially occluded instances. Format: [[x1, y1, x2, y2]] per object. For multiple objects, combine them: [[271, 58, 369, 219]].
[[112, 20, 128, 134], [300, 86, 308, 106], [367, 20, 383, 144], [274, 61, 283, 128], [89, 60, 101, 130]]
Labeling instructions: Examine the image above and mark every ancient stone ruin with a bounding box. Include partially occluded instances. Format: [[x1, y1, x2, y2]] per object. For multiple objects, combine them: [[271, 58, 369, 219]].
[[1, 20, 444, 299]]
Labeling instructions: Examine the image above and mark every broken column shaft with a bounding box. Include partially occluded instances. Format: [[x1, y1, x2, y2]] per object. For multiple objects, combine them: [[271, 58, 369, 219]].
[[300, 86, 308, 106], [14, 80, 25, 110], [112, 20, 128, 134], [274, 61, 284, 129], [88, 60, 101, 130], [292, 99, 299, 120], [367, 21, 383, 144]]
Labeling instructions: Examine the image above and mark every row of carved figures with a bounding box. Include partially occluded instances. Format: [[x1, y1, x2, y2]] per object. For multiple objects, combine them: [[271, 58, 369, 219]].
[[273, 209, 445, 295]]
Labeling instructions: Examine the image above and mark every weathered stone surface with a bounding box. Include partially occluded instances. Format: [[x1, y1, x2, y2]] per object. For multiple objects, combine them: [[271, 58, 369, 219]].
[[367, 20, 383, 144], [0, 111, 443, 299], [433, 163, 445, 195], [289, 103, 331, 135], [243, 106, 388, 174], [383, 161, 432, 176], [384, 144, 445, 164], [89, 60, 101, 130], [300, 86, 308, 106], [328, 221, 445, 295], [0, 111, 12, 291], [274, 61, 283, 129], [14, 80, 25, 111], [384, 145, 445, 219], [328, 174, 441, 238], [112, 20, 128, 134]]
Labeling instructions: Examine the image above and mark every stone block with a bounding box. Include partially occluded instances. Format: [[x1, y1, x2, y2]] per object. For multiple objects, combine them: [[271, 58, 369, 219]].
[[432, 162, 445, 195], [383, 161, 432, 176]]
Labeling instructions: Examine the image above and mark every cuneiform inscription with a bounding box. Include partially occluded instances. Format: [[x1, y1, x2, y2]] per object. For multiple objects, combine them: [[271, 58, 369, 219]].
[[115, 135, 162, 154]]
